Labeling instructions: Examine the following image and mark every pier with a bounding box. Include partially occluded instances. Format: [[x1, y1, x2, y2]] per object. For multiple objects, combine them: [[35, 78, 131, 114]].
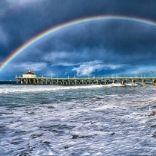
[[16, 71, 156, 86], [16, 76, 156, 86]]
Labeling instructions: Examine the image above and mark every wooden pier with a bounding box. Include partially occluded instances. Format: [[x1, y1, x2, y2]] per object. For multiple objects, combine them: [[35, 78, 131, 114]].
[[16, 76, 156, 86]]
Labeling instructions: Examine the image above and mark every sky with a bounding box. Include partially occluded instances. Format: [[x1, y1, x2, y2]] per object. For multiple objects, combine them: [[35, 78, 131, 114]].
[[1, 0, 156, 80]]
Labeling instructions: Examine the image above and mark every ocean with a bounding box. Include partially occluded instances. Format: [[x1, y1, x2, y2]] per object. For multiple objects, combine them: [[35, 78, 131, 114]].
[[0, 85, 156, 156]]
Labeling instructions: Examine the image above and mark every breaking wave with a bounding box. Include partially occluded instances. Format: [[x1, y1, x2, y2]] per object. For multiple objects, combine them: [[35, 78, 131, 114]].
[[0, 85, 104, 94], [0, 83, 138, 94]]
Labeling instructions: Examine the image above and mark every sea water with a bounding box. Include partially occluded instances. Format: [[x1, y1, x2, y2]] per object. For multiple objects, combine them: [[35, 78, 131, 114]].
[[0, 85, 156, 156]]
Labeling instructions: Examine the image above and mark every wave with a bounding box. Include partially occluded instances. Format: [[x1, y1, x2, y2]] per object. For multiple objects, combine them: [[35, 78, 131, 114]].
[[0, 85, 104, 94], [0, 83, 141, 94]]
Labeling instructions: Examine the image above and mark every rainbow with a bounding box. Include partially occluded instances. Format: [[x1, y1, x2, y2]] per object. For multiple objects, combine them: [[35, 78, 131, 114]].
[[1, 15, 156, 71]]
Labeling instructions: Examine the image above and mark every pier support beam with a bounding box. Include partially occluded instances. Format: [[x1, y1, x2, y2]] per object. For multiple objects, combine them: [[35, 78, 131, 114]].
[[121, 80, 126, 87], [142, 80, 146, 86], [131, 80, 136, 87], [112, 80, 115, 86], [153, 79, 156, 86]]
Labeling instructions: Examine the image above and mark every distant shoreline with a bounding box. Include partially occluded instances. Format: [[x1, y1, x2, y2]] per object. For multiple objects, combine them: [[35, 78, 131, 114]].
[[0, 81, 16, 85]]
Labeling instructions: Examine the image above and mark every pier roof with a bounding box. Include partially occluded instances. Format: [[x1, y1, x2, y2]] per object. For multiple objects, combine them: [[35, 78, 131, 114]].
[[26, 71, 35, 75]]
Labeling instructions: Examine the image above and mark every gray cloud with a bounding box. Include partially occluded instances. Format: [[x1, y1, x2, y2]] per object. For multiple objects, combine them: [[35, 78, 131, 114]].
[[10, 62, 47, 72], [72, 60, 123, 76], [0, 26, 9, 46]]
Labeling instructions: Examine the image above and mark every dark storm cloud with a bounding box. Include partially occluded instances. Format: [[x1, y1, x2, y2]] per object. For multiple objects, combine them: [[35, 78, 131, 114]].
[[15, 19, 156, 65], [1, 0, 156, 79], [2, 19, 153, 79], [1, 0, 156, 60]]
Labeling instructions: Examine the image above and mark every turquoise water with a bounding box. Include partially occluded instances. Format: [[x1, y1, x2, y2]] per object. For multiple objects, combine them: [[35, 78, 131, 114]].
[[0, 85, 156, 156]]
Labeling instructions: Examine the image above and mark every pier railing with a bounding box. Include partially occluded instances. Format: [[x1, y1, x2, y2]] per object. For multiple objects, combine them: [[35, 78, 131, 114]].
[[16, 77, 156, 86]]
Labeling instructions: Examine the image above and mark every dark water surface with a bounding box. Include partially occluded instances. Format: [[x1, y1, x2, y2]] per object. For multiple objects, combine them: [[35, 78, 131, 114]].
[[0, 85, 156, 156]]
